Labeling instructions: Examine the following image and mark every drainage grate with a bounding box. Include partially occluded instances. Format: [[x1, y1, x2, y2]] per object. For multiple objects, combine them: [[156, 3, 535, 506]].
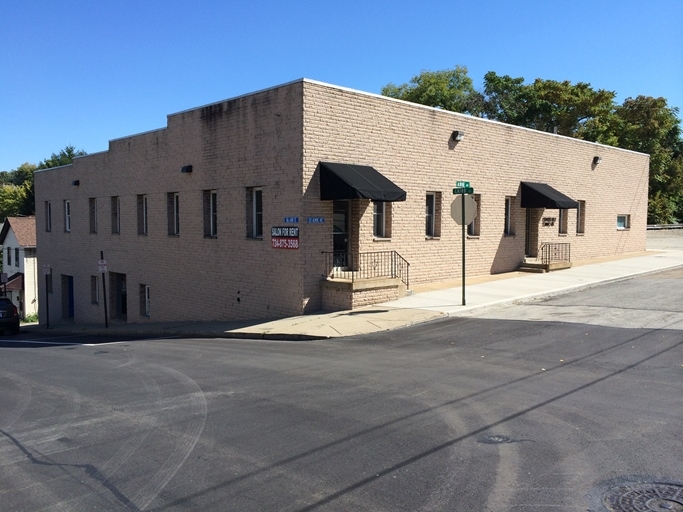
[[603, 482, 683, 511]]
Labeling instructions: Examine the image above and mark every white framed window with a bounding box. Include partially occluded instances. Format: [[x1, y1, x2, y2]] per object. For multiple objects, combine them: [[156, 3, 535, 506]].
[[6, 247, 11, 267], [140, 284, 150, 316], [45, 201, 52, 232], [89, 198, 97, 234], [374, 201, 386, 238], [558, 209, 568, 235], [64, 200, 71, 232], [617, 214, 631, 230], [167, 192, 180, 235], [111, 196, 120, 234], [137, 195, 148, 235], [426, 193, 435, 237], [504, 197, 514, 235], [203, 190, 218, 237], [14, 248, 19, 267], [467, 194, 481, 237], [91, 275, 99, 304], [576, 200, 585, 234], [247, 187, 263, 238]]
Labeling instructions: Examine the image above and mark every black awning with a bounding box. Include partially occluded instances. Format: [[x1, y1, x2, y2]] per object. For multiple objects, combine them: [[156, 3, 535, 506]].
[[521, 182, 579, 209], [319, 162, 407, 201]]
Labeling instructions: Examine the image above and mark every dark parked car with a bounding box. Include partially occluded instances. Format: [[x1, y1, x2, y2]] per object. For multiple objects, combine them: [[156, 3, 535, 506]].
[[0, 297, 20, 334]]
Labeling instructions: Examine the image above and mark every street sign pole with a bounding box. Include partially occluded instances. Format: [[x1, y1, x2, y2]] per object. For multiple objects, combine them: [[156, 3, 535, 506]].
[[461, 191, 466, 306], [44, 267, 50, 329], [100, 251, 108, 328], [452, 181, 475, 306]]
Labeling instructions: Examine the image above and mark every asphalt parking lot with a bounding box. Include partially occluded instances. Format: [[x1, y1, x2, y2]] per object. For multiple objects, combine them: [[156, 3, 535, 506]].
[[1, 267, 683, 511]]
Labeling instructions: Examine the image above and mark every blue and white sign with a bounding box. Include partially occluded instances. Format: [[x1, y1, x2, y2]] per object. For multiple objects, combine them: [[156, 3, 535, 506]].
[[284, 217, 299, 223], [307, 217, 325, 224]]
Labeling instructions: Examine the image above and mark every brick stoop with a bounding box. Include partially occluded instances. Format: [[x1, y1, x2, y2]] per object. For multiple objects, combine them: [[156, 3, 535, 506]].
[[518, 259, 572, 273], [321, 277, 407, 311]]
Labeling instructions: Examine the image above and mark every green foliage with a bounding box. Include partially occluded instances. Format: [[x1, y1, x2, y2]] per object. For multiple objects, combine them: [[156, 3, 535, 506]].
[[479, 72, 616, 137], [0, 184, 27, 221], [381, 66, 478, 113], [38, 145, 87, 170], [1, 146, 86, 221], [382, 66, 683, 224], [21, 312, 39, 324]]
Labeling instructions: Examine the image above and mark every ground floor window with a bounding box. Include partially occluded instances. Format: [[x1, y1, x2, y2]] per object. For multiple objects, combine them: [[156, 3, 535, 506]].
[[425, 192, 442, 238], [140, 284, 150, 316], [373, 201, 392, 239], [91, 275, 99, 304], [246, 187, 263, 238], [504, 197, 515, 235], [576, 200, 586, 234], [617, 214, 631, 230], [467, 194, 481, 237], [558, 209, 568, 235]]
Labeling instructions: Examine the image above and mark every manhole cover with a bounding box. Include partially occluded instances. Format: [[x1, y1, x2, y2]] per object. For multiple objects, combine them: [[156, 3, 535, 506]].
[[478, 434, 522, 444], [604, 482, 683, 511]]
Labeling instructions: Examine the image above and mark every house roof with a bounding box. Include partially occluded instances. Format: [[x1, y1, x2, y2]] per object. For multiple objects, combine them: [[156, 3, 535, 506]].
[[0, 216, 36, 247]]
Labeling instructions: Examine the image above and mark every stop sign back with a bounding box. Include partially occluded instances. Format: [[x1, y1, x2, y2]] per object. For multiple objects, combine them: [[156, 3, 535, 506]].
[[450, 195, 477, 225]]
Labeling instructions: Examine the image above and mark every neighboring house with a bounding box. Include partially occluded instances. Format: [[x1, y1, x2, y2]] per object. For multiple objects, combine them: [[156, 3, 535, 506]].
[[0, 216, 37, 318], [34, 79, 648, 326]]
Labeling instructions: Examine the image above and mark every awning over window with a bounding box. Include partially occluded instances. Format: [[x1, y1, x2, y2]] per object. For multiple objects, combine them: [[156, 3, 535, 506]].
[[319, 162, 407, 202], [521, 182, 579, 209], [4, 272, 23, 292]]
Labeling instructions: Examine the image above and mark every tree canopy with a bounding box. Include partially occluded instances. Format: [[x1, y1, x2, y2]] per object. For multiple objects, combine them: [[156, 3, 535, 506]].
[[382, 66, 683, 224], [0, 145, 86, 222]]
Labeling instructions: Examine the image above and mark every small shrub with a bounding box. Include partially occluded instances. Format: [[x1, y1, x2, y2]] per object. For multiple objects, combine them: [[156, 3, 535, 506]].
[[22, 313, 38, 324]]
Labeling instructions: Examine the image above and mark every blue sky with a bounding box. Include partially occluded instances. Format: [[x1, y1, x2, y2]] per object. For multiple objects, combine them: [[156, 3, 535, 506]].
[[1, 0, 681, 172]]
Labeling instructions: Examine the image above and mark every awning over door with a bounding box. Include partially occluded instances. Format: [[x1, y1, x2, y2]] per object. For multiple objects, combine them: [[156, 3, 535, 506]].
[[319, 162, 407, 201], [521, 182, 579, 209]]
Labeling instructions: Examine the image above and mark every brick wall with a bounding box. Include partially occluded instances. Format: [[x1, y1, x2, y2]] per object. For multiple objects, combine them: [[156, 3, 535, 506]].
[[35, 79, 649, 324], [36, 82, 306, 325], [302, 80, 648, 292]]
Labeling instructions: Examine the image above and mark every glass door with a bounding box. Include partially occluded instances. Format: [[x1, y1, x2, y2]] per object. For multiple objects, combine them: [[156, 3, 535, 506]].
[[333, 200, 349, 268]]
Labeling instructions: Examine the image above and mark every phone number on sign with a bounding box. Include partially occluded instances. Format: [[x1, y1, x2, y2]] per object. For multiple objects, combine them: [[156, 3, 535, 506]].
[[271, 237, 299, 249]]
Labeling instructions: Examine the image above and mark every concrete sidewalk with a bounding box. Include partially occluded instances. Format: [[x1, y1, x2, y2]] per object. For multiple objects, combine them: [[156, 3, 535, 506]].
[[24, 247, 683, 341]]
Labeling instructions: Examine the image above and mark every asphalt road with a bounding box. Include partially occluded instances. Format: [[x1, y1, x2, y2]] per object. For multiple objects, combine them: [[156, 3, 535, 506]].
[[1, 269, 683, 511]]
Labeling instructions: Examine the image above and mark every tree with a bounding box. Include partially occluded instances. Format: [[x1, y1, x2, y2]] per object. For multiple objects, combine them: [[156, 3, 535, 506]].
[[38, 145, 86, 170], [586, 96, 683, 223], [479, 72, 616, 137], [0, 146, 86, 221], [381, 66, 479, 114], [382, 66, 683, 224]]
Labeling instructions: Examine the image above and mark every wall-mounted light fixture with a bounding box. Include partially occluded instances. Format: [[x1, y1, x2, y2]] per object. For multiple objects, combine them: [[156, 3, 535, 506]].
[[593, 156, 602, 165], [451, 130, 465, 142], [71, 180, 80, 186], [181, 165, 193, 173]]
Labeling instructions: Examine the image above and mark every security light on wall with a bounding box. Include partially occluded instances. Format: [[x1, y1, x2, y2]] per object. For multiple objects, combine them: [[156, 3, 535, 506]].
[[593, 156, 602, 165], [71, 180, 80, 186], [181, 165, 193, 173], [451, 130, 465, 142]]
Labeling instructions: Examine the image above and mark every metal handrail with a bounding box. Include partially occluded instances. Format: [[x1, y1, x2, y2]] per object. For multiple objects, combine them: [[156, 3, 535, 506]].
[[323, 251, 410, 288], [539, 243, 571, 265]]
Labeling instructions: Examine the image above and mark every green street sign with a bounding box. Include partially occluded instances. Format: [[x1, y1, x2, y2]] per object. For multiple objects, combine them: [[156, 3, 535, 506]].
[[455, 180, 470, 188], [453, 187, 474, 194]]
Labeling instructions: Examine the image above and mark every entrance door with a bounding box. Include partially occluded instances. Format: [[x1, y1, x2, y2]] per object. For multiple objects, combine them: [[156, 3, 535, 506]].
[[525, 208, 531, 256], [333, 200, 350, 268], [61, 275, 74, 320], [110, 273, 128, 320]]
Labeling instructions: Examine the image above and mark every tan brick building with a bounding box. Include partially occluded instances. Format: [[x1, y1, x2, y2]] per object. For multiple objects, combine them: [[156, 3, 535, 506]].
[[34, 79, 648, 325]]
